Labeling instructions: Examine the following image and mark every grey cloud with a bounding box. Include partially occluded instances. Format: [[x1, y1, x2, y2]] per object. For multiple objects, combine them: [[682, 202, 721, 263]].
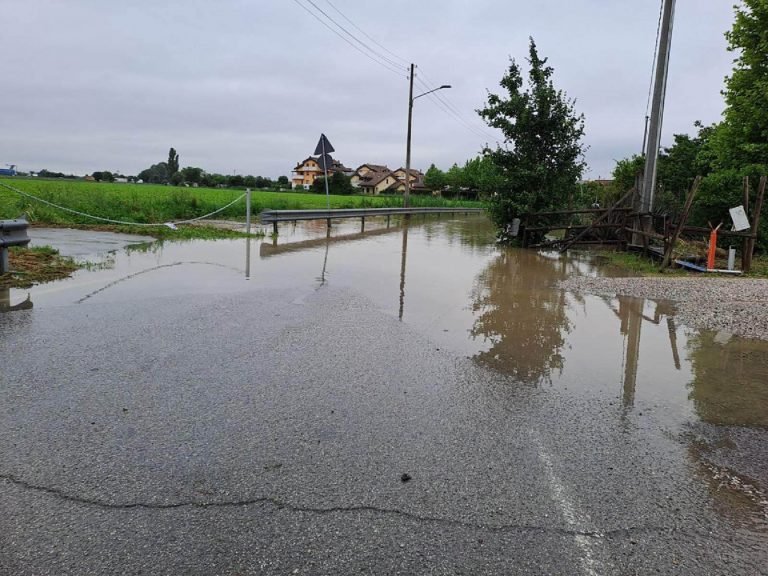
[[1, 0, 736, 179]]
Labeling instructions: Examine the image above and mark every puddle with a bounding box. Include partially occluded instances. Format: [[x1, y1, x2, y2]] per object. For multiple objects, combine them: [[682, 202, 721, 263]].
[[6, 217, 768, 421], [4, 213, 768, 533]]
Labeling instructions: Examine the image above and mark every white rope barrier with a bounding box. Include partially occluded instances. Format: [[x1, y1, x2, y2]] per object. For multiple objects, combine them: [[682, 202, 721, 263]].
[[0, 181, 246, 229]]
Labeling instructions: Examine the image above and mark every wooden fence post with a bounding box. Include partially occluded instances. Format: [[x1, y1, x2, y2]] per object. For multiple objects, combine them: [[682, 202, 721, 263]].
[[744, 175, 766, 273], [660, 176, 701, 270]]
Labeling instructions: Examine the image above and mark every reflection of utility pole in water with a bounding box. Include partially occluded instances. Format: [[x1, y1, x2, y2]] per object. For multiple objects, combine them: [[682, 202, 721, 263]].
[[398, 216, 410, 321], [318, 239, 330, 288], [618, 297, 644, 410], [653, 301, 682, 370], [245, 237, 251, 280]]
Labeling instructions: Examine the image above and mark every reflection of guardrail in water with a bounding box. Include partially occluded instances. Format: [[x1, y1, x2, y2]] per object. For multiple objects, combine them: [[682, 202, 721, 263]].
[[260, 207, 484, 235], [259, 225, 401, 259]]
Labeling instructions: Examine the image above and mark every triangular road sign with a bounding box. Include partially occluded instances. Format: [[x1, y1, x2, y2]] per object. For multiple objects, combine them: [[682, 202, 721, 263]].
[[314, 133, 335, 155]]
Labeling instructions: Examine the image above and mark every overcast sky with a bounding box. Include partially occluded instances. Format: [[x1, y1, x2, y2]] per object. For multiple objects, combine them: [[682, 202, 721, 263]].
[[1, 0, 736, 179]]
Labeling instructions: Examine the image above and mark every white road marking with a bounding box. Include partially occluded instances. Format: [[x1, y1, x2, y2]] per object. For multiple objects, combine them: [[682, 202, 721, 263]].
[[531, 430, 611, 576]]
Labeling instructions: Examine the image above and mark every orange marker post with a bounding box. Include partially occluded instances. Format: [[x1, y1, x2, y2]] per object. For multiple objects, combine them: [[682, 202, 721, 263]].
[[707, 223, 723, 271]]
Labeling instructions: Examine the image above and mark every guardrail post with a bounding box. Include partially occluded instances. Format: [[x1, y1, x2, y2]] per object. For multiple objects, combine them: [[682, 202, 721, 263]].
[[361, 216, 365, 233], [273, 222, 278, 236], [0, 247, 8, 274]]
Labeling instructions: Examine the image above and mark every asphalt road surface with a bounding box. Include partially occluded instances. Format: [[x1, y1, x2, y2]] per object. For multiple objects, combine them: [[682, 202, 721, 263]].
[[2, 284, 766, 575]]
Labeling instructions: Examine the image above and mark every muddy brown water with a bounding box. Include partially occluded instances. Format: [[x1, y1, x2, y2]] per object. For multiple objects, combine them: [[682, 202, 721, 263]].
[[5, 214, 768, 530]]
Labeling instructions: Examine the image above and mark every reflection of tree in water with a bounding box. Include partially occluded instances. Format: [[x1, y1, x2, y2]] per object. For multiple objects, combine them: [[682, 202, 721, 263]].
[[686, 333, 768, 428], [469, 249, 576, 384]]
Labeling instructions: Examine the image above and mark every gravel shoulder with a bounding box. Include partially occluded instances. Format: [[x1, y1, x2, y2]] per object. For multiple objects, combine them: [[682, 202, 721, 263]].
[[559, 276, 768, 341]]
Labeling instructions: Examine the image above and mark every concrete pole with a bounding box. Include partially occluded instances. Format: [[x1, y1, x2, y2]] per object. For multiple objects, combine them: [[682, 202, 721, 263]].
[[245, 188, 252, 235], [404, 63, 415, 209], [640, 0, 676, 213]]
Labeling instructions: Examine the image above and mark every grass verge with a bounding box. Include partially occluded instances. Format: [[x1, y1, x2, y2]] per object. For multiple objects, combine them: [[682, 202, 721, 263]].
[[1, 246, 81, 289], [0, 178, 482, 240]]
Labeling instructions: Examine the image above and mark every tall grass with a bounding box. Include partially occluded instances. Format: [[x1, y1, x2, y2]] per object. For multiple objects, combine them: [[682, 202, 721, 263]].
[[0, 178, 481, 226]]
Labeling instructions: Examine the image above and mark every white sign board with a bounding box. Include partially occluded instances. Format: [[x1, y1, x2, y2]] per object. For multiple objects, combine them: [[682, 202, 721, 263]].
[[729, 205, 751, 232]]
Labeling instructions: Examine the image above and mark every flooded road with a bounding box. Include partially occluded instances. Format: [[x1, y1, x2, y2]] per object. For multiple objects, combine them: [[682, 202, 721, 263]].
[[1, 215, 767, 575]]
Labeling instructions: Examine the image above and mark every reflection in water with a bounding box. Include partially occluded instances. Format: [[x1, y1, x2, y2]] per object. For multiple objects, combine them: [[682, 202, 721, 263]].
[[469, 250, 574, 384], [399, 217, 409, 321], [245, 237, 251, 280], [318, 240, 329, 288], [687, 333, 768, 428], [0, 288, 33, 313]]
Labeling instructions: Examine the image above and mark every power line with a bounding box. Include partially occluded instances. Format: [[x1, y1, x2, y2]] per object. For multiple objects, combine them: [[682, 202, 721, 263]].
[[290, 0, 406, 77], [417, 68, 500, 142], [322, 0, 409, 66], [414, 75, 497, 143], [302, 0, 405, 70]]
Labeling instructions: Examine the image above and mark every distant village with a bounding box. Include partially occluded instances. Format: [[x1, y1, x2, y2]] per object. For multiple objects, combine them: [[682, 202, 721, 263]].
[[292, 156, 427, 195]]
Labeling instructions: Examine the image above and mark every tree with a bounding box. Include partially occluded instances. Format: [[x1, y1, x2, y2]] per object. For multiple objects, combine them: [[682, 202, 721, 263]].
[[446, 163, 464, 198], [92, 171, 115, 182], [312, 172, 353, 195], [227, 174, 245, 188], [714, 0, 768, 169], [167, 148, 180, 177], [424, 163, 446, 193], [478, 38, 586, 241], [243, 175, 257, 188], [276, 175, 290, 189], [180, 166, 203, 185], [138, 162, 169, 184]]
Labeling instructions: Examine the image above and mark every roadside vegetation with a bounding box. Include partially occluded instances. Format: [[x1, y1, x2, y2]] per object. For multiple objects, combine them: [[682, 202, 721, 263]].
[[0, 178, 481, 239], [0, 246, 81, 289]]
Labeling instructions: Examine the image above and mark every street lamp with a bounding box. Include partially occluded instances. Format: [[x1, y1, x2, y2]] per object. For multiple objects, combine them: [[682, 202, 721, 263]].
[[404, 63, 451, 207]]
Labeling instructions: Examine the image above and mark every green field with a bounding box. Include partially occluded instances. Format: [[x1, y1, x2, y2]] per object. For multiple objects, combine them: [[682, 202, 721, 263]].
[[0, 178, 482, 236]]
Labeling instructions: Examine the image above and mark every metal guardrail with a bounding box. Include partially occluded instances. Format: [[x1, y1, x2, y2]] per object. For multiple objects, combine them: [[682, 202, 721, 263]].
[[260, 207, 483, 224], [1, 218, 31, 274]]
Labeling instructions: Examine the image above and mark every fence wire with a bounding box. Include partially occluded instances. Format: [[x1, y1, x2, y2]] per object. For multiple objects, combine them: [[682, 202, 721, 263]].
[[0, 181, 246, 228]]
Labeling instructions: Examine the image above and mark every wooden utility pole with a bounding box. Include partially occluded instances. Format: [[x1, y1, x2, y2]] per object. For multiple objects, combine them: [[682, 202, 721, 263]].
[[640, 0, 676, 213], [404, 63, 415, 208]]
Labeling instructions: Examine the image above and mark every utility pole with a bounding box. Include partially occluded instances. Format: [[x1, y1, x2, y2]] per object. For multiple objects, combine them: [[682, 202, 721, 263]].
[[640, 0, 676, 213], [404, 63, 415, 208]]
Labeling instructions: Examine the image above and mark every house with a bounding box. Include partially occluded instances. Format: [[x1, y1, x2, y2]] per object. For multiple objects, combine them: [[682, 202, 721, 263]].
[[291, 156, 352, 190], [351, 164, 427, 195]]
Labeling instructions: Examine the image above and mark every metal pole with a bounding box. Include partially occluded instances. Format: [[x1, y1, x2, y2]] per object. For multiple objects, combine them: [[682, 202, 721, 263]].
[[0, 247, 8, 275], [640, 0, 676, 213], [322, 138, 331, 211], [245, 188, 252, 235], [404, 63, 415, 209]]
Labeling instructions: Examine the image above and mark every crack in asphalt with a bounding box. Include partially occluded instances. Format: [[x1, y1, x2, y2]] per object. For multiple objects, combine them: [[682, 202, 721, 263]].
[[1, 472, 675, 539]]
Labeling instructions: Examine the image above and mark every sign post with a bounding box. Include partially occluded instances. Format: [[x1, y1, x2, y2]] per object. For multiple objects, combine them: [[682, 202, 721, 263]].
[[314, 134, 335, 212]]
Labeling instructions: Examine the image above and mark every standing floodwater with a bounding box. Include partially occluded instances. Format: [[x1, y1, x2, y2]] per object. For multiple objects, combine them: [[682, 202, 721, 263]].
[[1, 215, 766, 574]]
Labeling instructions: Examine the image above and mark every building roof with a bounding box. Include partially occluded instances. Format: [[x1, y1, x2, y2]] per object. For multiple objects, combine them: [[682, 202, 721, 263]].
[[356, 163, 389, 173], [359, 170, 394, 188]]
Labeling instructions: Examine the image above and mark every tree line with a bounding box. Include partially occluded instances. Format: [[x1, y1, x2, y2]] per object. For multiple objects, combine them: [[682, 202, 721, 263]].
[[133, 148, 290, 190]]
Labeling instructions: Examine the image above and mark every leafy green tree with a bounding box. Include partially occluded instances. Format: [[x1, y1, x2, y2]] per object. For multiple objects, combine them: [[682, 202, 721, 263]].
[[478, 38, 586, 240], [424, 163, 446, 193], [180, 166, 203, 185], [92, 171, 115, 182], [227, 174, 245, 188], [312, 172, 354, 195], [243, 175, 257, 188], [714, 0, 768, 169], [167, 148, 180, 177], [446, 163, 464, 197], [276, 175, 290, 189], [138, 163, 169, 184], [254, 176, 273, 189], [170, 172, 184, 186]]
